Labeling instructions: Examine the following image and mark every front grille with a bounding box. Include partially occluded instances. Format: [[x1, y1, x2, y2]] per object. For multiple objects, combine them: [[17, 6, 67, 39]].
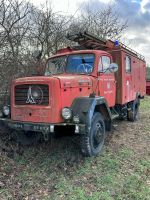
[[15, 84, 49, 105]]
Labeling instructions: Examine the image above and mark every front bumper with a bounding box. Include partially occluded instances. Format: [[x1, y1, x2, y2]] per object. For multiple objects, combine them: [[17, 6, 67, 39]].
[[0, 118, 85, 134]]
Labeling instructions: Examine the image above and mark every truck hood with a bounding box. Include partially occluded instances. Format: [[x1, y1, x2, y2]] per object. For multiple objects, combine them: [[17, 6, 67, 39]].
[[14, 75, 93, 88], [14, 76, 55, 84], [53, 74, 93, 88]]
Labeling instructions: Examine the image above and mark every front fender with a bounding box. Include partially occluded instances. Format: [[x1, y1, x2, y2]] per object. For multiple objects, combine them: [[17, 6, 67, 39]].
[[71, 97, 112, 132]]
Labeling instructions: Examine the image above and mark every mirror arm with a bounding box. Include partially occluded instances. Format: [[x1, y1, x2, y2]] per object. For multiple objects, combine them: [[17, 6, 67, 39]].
[[98, 68, 109, 74]]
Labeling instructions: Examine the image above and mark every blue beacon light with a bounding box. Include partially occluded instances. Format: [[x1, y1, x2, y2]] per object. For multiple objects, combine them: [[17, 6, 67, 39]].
[[114, 40, 119, 46]]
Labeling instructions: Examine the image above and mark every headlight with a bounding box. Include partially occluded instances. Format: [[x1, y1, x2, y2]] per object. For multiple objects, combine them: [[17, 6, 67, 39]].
[[3, 106, 10, 116], [62, 107, 72, 120]]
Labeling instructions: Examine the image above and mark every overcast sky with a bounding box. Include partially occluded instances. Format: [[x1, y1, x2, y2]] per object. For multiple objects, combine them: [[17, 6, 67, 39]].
[[30, 0, 150, 64]]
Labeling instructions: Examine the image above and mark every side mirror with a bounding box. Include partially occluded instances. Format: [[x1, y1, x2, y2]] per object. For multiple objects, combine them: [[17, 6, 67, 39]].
[[32, 50, 42, 60], [109, 63, 118, 73]]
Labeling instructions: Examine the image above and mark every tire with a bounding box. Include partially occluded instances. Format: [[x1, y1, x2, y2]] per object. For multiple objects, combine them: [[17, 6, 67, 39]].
[[127, 98, 140, 122], [81, 112, 106, 157]]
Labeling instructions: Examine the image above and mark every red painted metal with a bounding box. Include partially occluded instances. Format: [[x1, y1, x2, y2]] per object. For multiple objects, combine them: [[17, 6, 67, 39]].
[[146, 80, 150, 95], [55, 47, 73, 54], [110, 49, 146, 104], [10, 33, 146, 124]]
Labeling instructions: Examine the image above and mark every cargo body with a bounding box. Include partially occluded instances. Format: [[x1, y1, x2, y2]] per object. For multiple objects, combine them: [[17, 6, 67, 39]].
[[109, 47, 146, 104]]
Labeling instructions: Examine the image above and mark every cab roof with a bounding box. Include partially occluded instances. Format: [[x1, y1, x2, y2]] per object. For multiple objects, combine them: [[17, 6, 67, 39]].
[[50, 49, 108, 59]]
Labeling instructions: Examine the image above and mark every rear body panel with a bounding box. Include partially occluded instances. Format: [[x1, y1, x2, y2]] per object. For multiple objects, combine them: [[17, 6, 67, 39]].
[[109, 48, 146, 104]]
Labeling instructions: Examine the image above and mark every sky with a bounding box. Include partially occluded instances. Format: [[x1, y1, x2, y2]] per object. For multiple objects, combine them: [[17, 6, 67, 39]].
[[30, 0, 150, 65]]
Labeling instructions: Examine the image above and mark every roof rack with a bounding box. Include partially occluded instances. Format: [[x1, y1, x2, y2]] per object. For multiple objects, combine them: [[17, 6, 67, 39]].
[[66, 31, 108, 50], [66, 31, 145, 61], [119, 42, 145, 61]]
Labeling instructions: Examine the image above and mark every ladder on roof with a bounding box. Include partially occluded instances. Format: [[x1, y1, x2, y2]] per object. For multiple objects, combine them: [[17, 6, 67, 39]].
[[66, 31, 114, 50], [66, 31, 145, 61]]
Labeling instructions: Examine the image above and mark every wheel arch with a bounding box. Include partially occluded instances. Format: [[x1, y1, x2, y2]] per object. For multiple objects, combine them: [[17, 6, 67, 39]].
[[71, 97, 112, 131]]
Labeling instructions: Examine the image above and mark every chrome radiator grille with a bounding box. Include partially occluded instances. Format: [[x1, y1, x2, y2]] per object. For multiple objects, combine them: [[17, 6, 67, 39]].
[[15, 84, 49, 105]]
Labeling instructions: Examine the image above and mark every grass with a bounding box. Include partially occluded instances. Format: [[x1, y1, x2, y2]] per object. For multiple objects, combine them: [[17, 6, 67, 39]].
[[0, 96, 150, 199], [140, 96, 150, 110]]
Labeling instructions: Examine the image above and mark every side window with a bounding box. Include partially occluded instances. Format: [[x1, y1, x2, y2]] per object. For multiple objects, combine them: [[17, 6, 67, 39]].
[[98, 56, 111, 73], [125, 56, 131, 73]]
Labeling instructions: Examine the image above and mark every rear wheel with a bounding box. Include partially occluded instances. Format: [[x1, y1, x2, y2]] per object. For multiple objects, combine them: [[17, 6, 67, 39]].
[[127, 98, 140, 122], [81, 112, 106, 157]]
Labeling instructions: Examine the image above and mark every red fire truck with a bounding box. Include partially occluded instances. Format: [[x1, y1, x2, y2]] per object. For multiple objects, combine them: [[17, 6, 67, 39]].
[[0, 32, 146, 156]]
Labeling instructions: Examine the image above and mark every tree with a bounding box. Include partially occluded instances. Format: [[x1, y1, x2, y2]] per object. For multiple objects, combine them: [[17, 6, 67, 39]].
[[0, 0, 127, 103], [29, 2, 74, 57], [0, 0, 33, 103], [69, 5, 127, 40], [0, 0, 33, 80]]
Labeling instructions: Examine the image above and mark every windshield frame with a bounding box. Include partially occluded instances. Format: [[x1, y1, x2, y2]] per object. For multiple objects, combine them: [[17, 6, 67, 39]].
[[45, 52, 95, 76]]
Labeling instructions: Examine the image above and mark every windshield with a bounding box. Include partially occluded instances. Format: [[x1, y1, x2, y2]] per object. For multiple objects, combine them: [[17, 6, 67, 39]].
[[45, 54, 95, 75]]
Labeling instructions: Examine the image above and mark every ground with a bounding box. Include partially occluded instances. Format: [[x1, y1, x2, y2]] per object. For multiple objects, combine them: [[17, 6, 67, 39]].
[[0, 96, 150, 200]]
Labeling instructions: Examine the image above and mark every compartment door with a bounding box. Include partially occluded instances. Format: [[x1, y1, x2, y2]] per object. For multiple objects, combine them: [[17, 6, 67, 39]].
[[124, 55, 133, 102]]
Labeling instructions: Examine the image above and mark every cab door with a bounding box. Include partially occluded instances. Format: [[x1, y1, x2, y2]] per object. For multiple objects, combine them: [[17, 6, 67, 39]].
[[98, 55, 116, 107]]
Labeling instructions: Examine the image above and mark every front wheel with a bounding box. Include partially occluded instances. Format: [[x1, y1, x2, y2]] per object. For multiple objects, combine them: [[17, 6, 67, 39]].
[[81, 112, 106, 157]]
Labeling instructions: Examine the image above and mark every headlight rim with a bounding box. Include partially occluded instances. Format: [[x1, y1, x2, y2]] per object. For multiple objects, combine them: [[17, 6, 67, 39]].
[[62, 107, 72, 120]]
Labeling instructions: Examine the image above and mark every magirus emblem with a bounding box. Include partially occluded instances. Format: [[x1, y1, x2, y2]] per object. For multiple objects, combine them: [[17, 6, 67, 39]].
[[26, 86, 43, 104]]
